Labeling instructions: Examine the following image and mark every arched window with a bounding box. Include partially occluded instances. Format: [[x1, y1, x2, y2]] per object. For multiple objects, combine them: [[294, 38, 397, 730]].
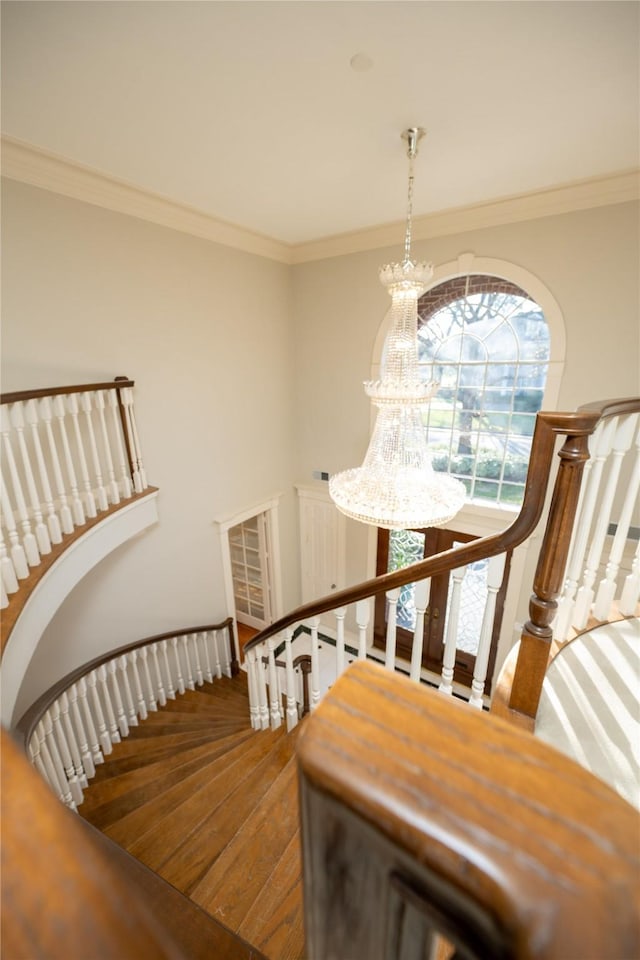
[[417, 275, 550, 505]]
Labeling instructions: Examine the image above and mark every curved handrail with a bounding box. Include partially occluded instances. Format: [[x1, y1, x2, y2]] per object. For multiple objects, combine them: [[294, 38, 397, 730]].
[[14, 618, 236, 751], [0, 376, 135, 404], [246, 405, 607, 654]]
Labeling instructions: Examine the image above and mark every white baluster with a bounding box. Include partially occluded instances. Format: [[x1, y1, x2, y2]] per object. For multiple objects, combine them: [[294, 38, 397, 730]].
[[97, 664, 121, 744], [188, 633, 204, 686], [219, 627, 232, 677], [59, 690, 88, 787], [129, 650, 148, 719], [619, 539, 640, 616], [118, 655, 139, 726], [66, 394, 97, 518], [309, 616, 321, 711], [594, 420, 640, 619], [439, 564, 467, 696], [469, 555, 506, 708], [9, 401, 51, 555], [574, 415, 637, 629], [171, 637, 185, 695], [180, 636, 195, 691], [355, 599, 371, 661], [95, 391, 120, 504], [39, 396, 74, 534], [267, 636, 281, 729], [554, 420, 610, 639], [283, 628, 298, 731], [410, 579, 431, 683], [255, 643, 269, 729], [35, 719, 70, 805], [1, 578, 8, 610], [199, 631, 213, 684], [0, 479, 29, 579], [87, 670, 112, 755], [161, 639, 176, 699], [49, 701, 83, 806], [43, 710, 75, 807], [77, 676, 104, 766], [210, 629, 222, 680], [121, 387, 147, 491], [139, 646, 158, 711], [150, 643, 167, 707], [0, 529, 19, 595], [24, 399, 62, 544], [106, 389, 133, 498], [246, 648, 261, 730], [385, 588, 400, 671], [335, 606, 347, 677], [29, 725, 49, 788], [52, 395, 85, 526], [0, 407, 40, 566], [68, 683, 95, 779], [107, 659, 129, 737], [80, 393, 109, 511]]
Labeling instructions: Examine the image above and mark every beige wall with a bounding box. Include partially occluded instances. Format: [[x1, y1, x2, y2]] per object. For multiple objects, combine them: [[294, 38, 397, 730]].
[[2, 179, 298, 717]]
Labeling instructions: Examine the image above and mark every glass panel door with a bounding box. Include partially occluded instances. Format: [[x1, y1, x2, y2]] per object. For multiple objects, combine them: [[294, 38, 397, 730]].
[[229, 513, 272, 629]]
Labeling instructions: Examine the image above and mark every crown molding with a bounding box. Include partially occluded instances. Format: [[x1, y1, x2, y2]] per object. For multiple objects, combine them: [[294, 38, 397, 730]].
[[1, 136, 291, 264], [291, 169, 640, 264], [3, 137, 638, 266]]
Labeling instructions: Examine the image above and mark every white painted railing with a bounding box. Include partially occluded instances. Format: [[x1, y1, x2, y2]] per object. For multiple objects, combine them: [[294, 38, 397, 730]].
[[17, 623, 236, 810], [246, 550, 510, 733], [1, 378, 147, 609], [554, 409, 639, 639], [246, 399, 640, 734]]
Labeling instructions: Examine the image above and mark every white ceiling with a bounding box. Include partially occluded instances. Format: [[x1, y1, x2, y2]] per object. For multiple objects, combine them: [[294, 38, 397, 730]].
[[2, 1, 639, 245]]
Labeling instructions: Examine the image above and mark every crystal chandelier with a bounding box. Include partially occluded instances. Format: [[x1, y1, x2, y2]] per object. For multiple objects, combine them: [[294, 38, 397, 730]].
[[329, 128, 466, 530]]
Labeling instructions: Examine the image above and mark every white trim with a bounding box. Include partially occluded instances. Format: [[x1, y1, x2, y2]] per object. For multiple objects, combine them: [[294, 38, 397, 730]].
[[291, 170, 640, 264], [214, 494, 284, 630], [1, 136, 290, 265], [3, 137, 637, 265], [1, 491, 159, 728]]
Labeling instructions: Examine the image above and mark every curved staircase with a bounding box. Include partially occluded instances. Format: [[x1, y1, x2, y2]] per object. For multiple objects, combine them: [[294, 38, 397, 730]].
[[78, 671, 305, 960]]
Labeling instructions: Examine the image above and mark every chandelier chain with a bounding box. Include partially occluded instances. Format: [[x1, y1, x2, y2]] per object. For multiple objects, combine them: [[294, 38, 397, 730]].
[[404, 151, 415, 264]]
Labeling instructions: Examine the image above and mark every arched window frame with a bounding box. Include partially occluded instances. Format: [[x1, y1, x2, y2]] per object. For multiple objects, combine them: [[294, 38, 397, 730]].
[[370, 252, 566, 516]]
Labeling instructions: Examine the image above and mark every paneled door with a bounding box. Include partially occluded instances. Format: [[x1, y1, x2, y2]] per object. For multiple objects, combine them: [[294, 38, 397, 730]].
[[297, 485, 346, 627], [228, 513, 272, 630]]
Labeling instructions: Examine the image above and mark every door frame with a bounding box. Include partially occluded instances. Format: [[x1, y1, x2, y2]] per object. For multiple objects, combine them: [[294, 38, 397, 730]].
[[214, 493, 284, 640]]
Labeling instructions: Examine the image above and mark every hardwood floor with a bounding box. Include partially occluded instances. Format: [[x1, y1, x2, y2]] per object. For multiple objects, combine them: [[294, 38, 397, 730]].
[[80, 672, 305, 960]]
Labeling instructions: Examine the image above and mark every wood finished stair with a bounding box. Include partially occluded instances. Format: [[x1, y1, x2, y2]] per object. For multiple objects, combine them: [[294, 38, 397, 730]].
[[79, 672, 305, 960]]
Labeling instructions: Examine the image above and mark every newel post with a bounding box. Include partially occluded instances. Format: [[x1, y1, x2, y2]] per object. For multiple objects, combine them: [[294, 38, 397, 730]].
[[508, 428, 592, 720]]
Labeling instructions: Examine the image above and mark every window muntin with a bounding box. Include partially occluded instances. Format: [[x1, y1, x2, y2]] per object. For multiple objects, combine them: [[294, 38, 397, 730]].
[[417, 278, 550, 505]]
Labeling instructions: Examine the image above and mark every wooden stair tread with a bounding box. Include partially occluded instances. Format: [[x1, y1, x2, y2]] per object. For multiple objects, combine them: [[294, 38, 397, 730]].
[[238, 829, 304, 960], [89, 731, 225, 780], [190, 743, 300, 919], [156, 729, 297, 896], [127, 729, 290, 874], [80, 730, 255, 813], [98, 727, 285, 847]]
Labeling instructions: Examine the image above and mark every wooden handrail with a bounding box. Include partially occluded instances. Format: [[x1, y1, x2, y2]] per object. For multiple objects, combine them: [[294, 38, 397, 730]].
[[14, 618, 237, 751], [0, 376, 135, 404], [245, 405, 608, 654], [297, 661, 640, 960]]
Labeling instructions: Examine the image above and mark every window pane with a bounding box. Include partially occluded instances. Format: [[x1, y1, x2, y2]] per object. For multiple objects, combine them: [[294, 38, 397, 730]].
[[387, 530, 425, 632], [418, 277, 549, 506]]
